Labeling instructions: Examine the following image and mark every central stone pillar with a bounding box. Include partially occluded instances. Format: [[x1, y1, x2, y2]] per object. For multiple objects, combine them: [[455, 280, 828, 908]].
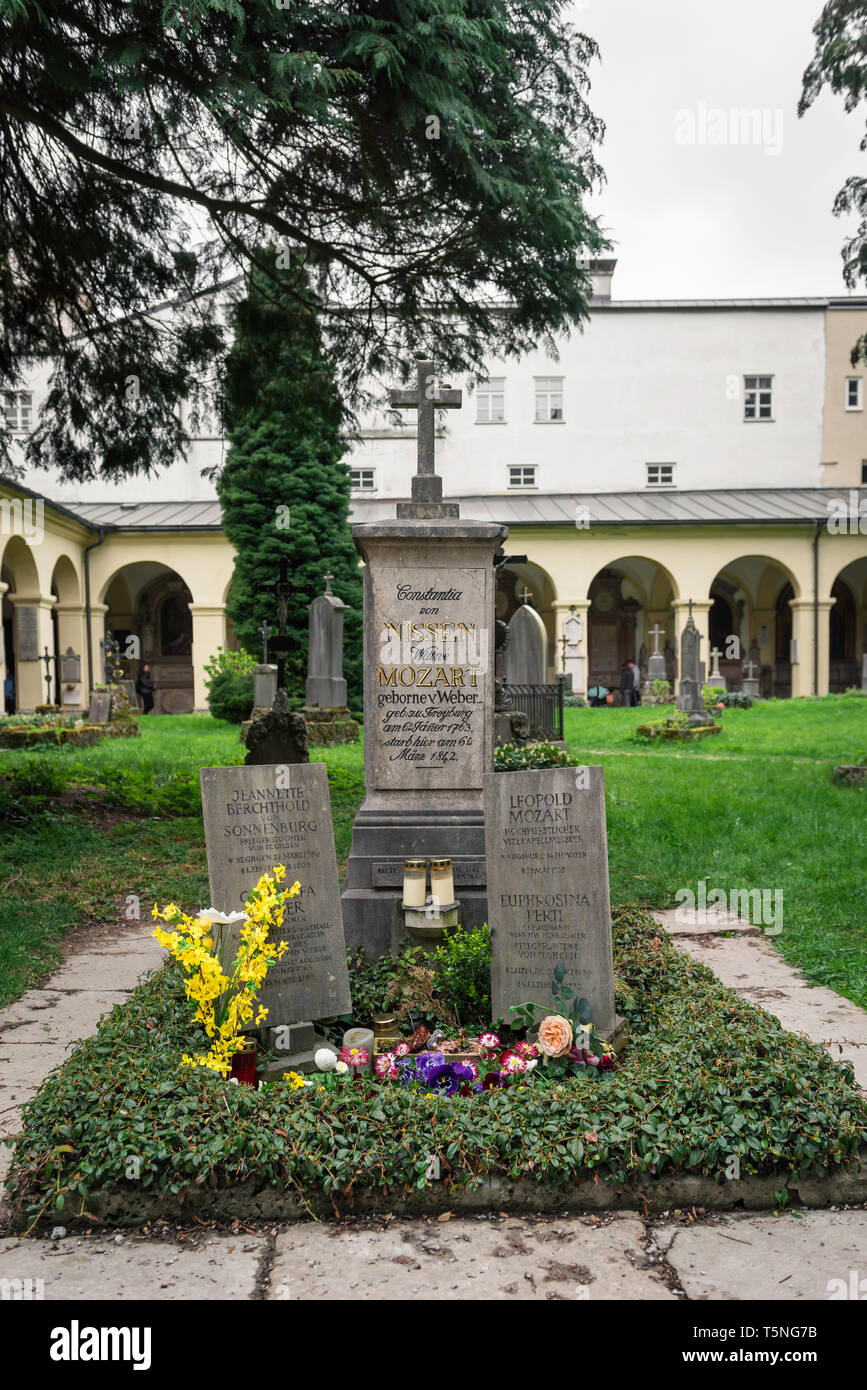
[[341, 517, 507, 956]]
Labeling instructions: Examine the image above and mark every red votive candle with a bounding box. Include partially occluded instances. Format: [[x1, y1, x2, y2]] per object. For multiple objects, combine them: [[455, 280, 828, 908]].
[[230, 1046, 258, 1087]]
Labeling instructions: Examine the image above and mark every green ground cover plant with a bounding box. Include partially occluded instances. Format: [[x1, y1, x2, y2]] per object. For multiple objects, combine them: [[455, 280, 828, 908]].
[[7, 909, 864, 1228]]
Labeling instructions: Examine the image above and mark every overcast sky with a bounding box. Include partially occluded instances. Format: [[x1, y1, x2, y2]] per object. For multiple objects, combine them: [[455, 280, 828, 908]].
[[578, 0, 864, 299]]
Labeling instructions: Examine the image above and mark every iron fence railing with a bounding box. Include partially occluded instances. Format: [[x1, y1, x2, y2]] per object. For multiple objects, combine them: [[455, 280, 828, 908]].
[[501, 682, 565, 741]]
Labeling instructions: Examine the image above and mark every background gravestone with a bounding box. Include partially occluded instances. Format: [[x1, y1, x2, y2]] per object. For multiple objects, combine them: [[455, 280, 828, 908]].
[[15, 606, 39, 662], [59, 647, 81, 683], [200, 761, 351, 1036], [88, 690, 111, 725], [302, 577, 359, 745], [485, 766, 617, 1038], [245, 688, 309, 766], [676, 611, 712, 724], [306, 577, 346, 708], [503, 603, 548, 685]]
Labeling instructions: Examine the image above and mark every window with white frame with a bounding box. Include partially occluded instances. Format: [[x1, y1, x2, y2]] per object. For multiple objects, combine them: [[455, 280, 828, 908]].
[[349, 467, 376, 491], [744, 375, 773, 421], [508, 465, 537, 488], [845, 377, 863, 411], [646, 463, 675, 487], [534, 376, 564, 421], [3, 391, 32, 432], [476, 377, 505, 423]]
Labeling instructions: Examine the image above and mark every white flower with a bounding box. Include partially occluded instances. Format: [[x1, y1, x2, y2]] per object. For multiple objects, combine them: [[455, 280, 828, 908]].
[[315, 1048, 338, 1072], [525, 1058, 539, 1072], [334, 1060, 349, 1075], [197, 908, 248, 926]]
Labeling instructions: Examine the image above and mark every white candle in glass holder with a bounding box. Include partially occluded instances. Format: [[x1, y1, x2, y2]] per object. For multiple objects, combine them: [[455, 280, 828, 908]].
[[429, 858, 454, 908], [402, 859, 427, 907]]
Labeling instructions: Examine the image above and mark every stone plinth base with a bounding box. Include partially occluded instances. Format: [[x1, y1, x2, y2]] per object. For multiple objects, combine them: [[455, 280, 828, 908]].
[[302, 705, 360, 746], [341, 805, 488, 957]]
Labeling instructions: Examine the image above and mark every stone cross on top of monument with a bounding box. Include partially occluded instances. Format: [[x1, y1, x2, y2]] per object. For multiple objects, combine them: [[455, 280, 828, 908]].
[[390, 356, 462, 520], [648, 624, 665, 654]]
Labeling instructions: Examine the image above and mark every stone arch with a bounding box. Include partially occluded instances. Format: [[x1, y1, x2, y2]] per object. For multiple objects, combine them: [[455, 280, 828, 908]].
[[99, 560, 195, 713], [51, 554, 81, 604], [584, 553, 681, 605], [584, 555, 679, 696], [1, 534, 40, 593], [828, 555, 867, 691], [709, 554, 802, 697]]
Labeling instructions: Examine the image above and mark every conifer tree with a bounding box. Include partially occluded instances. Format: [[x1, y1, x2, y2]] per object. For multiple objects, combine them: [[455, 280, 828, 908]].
[[218, 260, 362, 707]]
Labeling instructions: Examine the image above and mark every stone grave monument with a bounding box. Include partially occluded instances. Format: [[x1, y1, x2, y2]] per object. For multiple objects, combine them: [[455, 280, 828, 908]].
[[641, 624, 668, 700], [88, 690, 112, 725], [200, 761, 351, 1074], [341, 358, 507, 954], [485, 765, 623, 1044], [707, 646, 727, 691], [245, 688, 309, 767], [302, 574, 359, 746], [742, 659, 762, 699], [503, 590, 548, 685], [676, 603, 714, 726]]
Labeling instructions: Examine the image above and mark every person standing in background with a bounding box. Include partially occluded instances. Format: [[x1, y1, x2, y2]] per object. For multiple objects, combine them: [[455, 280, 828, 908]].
[[136, 663, 155, 714]]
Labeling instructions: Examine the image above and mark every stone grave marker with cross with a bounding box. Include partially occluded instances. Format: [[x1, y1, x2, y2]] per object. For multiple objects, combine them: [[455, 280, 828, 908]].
[[389, 357, 463, 520], [708, 645, 727, 691], [742, 659, 762, 699], [341, 357, 508, 954]]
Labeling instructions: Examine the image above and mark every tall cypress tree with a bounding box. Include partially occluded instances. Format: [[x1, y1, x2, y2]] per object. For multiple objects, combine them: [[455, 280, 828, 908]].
[[218, 260, 362, 708]]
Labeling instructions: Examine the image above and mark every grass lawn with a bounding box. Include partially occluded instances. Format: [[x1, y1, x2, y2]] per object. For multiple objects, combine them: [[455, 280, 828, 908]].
[[0, 697, 864, 1011]]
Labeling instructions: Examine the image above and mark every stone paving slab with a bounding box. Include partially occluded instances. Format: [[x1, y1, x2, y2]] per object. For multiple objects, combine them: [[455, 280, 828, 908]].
[[0, 1233, 266, 1299], [0, 927, 166, 1224], [656, 1211, 867, 1301], [0, 989, 130, 1044], [42, 929, 163, 993], [652, 906, 760, 937], [268, 1213, 674, 1300], [663, 929, 867, 1089]]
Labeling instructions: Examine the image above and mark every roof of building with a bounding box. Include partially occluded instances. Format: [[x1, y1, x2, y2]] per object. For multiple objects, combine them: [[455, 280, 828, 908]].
[[63, 488, 865, 530], [72, 499, 224, 529]]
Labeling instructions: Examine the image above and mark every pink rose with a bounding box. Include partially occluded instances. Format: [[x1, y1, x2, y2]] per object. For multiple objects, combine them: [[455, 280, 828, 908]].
[[537, 1015, 574, 1058]]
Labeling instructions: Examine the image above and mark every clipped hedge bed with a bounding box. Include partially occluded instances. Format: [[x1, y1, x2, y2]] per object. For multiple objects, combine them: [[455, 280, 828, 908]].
[[6, 910, 865, 1229], [0, 722, 139, 749]]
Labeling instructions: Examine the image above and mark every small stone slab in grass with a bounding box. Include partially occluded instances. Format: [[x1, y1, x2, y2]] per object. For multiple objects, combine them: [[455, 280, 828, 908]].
[[653, 907, 759, 937]]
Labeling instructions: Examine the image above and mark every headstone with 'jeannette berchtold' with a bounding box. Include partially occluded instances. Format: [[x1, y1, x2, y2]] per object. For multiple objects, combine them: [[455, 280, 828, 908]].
[[484, 765, 620, 1042], [200, 761, 351, 1071]]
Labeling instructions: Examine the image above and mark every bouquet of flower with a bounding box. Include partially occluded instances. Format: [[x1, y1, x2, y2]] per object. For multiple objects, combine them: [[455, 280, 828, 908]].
[[509, 962, 616, 1076], [152, 865, 299, 1076], [372, 1034, 540, 1095]]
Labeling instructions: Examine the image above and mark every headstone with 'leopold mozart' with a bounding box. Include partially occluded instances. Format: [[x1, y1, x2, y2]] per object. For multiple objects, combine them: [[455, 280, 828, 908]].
[[200, 762, 351, 1031], [485, 765, 617, 1038]]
